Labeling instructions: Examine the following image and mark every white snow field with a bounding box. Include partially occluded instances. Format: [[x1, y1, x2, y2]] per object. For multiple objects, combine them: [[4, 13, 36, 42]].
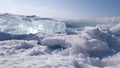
[[0, 13, 120, 68]]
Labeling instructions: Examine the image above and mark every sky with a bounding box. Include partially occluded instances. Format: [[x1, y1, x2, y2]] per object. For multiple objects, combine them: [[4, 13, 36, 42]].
[[0, 0, 120, 19]]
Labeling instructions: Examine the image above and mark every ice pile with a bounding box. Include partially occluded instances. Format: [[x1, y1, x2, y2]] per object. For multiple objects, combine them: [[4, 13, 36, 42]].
[[0, 13, 120, 68], [0, 13, 66, 34], [0, 22, 120, 68]]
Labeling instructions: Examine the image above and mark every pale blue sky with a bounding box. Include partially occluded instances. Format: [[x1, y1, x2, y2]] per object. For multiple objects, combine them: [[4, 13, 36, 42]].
[[0, 0, 120, 19]]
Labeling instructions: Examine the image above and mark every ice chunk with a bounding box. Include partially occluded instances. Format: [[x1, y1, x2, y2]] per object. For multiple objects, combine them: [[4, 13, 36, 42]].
[[41, 35, 66, 49], [31, 20, 66, 34], [0, 14, 66, 34]]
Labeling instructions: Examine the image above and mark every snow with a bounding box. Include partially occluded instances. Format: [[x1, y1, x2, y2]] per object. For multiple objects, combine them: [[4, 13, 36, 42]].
[[0, 13, 120, 68]]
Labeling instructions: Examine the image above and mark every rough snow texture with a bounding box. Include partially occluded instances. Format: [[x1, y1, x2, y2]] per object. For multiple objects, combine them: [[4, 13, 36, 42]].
[[0, 14, 120, 68]]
